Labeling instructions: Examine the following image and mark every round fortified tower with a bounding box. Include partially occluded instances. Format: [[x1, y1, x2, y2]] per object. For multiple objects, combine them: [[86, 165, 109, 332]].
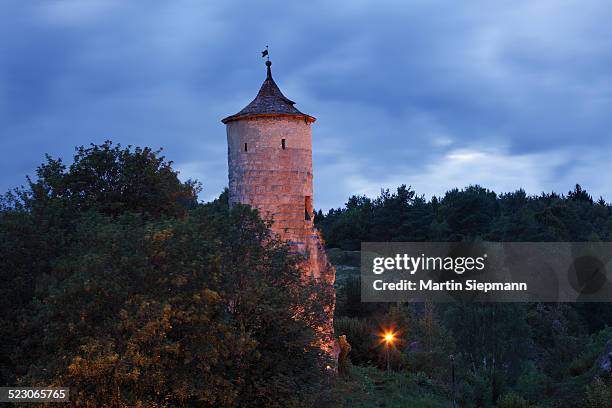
[[222, 59, 337, 358], [222, 61, 321, 268]]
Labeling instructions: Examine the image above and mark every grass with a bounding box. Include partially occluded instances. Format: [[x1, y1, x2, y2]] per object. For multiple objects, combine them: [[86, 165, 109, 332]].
[[330, 366, 450, 408]]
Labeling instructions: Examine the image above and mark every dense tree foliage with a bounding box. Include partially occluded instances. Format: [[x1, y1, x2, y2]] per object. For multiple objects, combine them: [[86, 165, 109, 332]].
[[316, 184, 612, 247], [323, 185, 612, 407], [15, 141, 200, 218], [1, 144, 330, 407]]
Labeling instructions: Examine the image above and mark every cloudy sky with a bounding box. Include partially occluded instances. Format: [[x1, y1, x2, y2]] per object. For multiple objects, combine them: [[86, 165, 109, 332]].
[[1, 1, 611, 210]]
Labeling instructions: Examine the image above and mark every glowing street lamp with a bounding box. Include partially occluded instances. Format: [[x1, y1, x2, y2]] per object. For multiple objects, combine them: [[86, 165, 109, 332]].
[[382, 331, 396, 372]]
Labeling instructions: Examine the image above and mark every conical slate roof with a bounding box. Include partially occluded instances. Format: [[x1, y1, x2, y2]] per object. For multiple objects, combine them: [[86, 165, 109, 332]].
[[222, 61, 315, 124]]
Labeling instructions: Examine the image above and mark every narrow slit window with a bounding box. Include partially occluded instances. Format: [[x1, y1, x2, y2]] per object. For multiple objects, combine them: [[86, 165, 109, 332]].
[[244, 143, 248, 152], [281, 138, 286, 149], [305, 196, 313, 220]]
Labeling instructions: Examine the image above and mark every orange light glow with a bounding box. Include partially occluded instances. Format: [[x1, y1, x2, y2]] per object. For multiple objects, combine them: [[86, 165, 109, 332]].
[[376, 326, 401, 350]]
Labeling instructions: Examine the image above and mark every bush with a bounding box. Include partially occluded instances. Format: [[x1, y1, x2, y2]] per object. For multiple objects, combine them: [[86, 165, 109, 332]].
[[334, 317, 377, 365], [458, 368, 493, 408], [515, 362, 550, 403]]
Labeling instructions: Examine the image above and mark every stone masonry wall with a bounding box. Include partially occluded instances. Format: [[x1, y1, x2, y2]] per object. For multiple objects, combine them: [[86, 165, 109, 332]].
[[226, 116, 315, 259]]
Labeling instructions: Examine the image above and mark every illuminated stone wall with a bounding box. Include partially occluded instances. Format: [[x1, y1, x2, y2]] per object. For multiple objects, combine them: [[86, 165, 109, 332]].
[[227, 116, 313, 248]]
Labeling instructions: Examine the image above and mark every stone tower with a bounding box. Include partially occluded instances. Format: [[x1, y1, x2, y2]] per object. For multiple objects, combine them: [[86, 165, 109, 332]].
[[222, 60, 336, 355]]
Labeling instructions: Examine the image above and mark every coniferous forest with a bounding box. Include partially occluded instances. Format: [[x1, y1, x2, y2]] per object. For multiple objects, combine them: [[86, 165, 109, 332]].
[[316, 183, 612, 407], [1, 143, 611, 407]]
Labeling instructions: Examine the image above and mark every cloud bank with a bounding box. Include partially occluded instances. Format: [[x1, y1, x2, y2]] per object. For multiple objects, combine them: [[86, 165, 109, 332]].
[[1, 0, 612, 210]]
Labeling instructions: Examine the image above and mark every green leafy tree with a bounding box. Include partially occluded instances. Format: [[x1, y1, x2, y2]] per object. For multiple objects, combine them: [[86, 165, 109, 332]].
[[11, 204, 328, 407], [24, 141, 199, 218], [1, 142, 199, 386], [1, 144, 330, 407]]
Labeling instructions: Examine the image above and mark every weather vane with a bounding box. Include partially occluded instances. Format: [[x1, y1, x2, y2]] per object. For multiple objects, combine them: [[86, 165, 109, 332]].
[[261, 45, 270, 62]]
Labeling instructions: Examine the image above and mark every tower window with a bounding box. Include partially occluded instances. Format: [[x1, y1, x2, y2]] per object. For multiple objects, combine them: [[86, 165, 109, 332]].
[[244, 143, 248, 152], [305, 196, 313, 220], [281, 138, 286, 149]]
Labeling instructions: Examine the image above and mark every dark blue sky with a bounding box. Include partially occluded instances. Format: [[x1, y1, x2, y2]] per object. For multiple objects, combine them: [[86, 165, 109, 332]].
[[1, 1, 611, 210]]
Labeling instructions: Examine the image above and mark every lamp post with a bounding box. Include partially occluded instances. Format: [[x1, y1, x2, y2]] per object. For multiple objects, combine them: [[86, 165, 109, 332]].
[[383, 332, 395, 372]]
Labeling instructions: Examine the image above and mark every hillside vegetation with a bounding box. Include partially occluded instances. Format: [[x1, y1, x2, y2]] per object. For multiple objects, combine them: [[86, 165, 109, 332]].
[[318, 185, 612, 407], [1, 144, 610, 407]]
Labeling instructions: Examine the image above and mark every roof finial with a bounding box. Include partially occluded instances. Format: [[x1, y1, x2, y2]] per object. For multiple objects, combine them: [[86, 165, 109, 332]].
[[261, 46, 272, 79], [266, 60, 272, 79]]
